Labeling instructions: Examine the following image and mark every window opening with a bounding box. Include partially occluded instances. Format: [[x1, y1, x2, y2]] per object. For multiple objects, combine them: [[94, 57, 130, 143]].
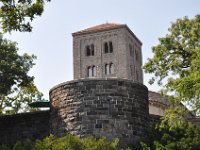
[[91, 44, 94, 56], [105, 63, 115, 75], [104, 41, 113, 53], [87, 66, 96, 77], [105, 64, 109, 74], [86, 44, 95, 56], [88, 66, 92, 77], [104, 43, 108, 53], [109, 41, 113, 53], [110, 63, 114, 74], [86, 45, 90, 56], [92, 66, 96, 76]]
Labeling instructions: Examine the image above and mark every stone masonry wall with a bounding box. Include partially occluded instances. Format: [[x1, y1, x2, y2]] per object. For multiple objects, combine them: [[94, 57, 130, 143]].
[[73, 27, 143, 83], [49, 78, 149, 147], [0, 111, 50, 145]]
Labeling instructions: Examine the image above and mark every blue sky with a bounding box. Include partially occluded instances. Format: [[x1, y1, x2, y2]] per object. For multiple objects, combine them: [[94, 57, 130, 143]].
[[5, 0, 200, 99]]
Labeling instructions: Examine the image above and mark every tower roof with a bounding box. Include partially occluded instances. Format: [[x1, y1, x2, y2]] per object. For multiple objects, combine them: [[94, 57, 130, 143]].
[[72, 22, 142, 45], [72, 23, 125, 36]]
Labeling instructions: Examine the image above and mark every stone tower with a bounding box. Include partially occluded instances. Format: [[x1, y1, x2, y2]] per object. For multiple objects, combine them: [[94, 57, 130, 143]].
[[50, 23, 148, 148], [72, 23, 143, 83]]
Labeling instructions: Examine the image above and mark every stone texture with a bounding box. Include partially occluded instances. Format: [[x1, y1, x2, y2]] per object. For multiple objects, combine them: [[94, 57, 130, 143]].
[[0, 23, 200, 149], [49, 78, 148, 147], [72, 23, 143, 83], [0, 111, 50, 145]]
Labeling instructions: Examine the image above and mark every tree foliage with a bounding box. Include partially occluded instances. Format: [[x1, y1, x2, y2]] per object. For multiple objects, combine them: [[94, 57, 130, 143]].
[[0, 1, 48, 112], [143, 14, 200, 114], [0, 33, 42, 114], [0, 134, 122, 150], [142, 14, 200, 150], [140, 116, 200, 150], [0, 0, 51, 32], [0, 34, 34, 95], [34, 135, 120, 150]]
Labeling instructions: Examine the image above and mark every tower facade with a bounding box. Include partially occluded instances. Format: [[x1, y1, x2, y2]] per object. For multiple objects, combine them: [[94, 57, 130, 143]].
[[49, 23, 148, 148], [72, 23, 143, 83]]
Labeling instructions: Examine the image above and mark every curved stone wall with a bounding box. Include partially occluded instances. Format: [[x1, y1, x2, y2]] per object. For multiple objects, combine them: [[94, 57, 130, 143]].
[[49, 78, 148, 146]]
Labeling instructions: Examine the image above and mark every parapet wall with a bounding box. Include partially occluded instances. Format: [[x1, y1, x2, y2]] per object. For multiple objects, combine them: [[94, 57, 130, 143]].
[[0, 111, 50, 145], [49, 78, 149, 147]]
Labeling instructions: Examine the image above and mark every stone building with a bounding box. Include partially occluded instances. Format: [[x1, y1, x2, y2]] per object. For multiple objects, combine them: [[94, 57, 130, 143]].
[[1, 23, 199, 148], [148, 91, 170, 116], [0, 23, 149, 147], [72, 23, 143, 83], [49, 23, 148, 147]]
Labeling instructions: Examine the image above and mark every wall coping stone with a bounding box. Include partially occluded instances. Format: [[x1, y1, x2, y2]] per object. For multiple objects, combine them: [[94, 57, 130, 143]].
[[0, 110, 50, 119], [49, 78, 148, 93]]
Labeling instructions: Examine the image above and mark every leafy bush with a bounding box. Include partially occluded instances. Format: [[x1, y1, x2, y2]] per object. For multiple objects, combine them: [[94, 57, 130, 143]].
[[0, 134, 121, 150]]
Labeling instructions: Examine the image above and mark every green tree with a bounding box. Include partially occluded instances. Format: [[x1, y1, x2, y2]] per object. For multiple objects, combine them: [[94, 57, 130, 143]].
[[2, 134, 119, 150], [142, 14, 200, 150], [0, 33, 42, 114], [143, 14, 200, 114], [0, 0, 49, 113], [140, 116, 200, 150], [0, 0, 51, 32], [13, 140, 35, 150]]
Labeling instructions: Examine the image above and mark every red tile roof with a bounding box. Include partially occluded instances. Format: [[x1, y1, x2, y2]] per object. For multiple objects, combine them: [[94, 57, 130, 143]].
[[72, 23, 126, 36], [72, 23, 142, 44]]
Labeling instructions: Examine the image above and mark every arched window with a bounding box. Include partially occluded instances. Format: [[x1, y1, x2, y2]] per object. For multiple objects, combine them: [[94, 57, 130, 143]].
[[92, 66, 96, 77], [110, 63, 114, 74], [88, 66, 92, 77], [105, 63, 115, 75], [109, 41, 113, 53], [104, 43, 108, 53], [87, 66, 96, 77], [104, 41, 113, 53], [91, 44, 94, 56], [86, 45, 90, 56], [105, 64, 109, 75], [86, 44, 95, 56]]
